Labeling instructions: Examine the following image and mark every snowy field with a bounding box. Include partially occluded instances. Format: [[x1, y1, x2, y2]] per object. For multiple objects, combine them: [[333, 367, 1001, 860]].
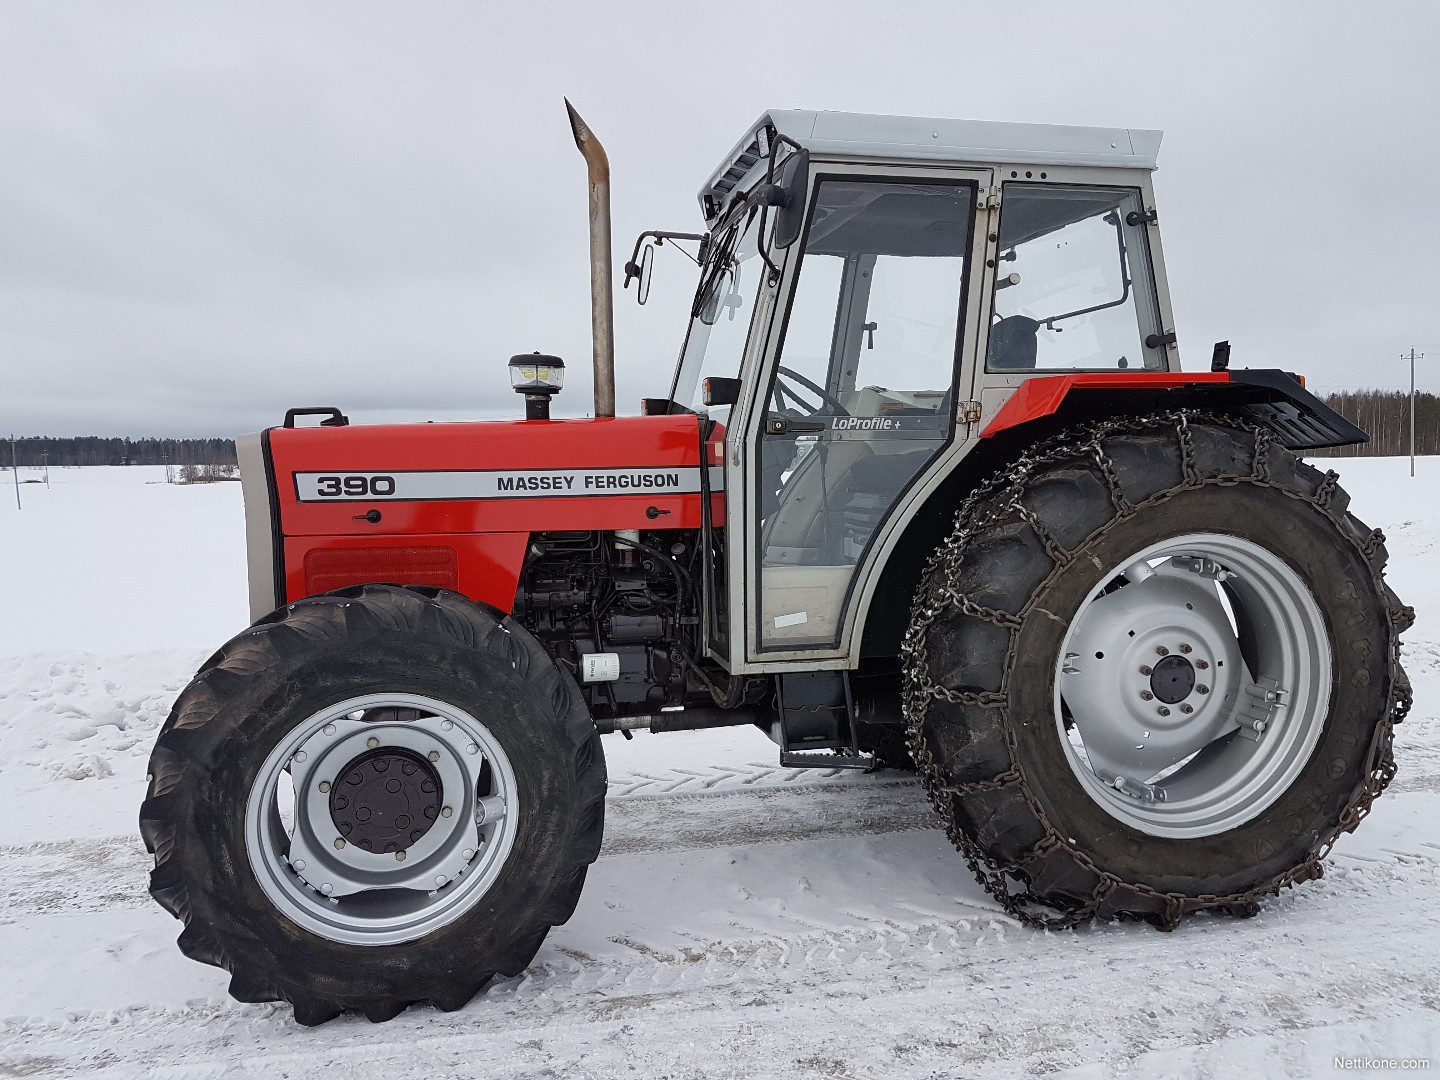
[[0, 461, 1437, 1079]]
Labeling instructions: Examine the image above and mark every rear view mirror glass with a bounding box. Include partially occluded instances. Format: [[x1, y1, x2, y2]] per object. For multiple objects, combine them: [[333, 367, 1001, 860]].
[[771, 149, 810, 250], [637, 242, 654, 305]]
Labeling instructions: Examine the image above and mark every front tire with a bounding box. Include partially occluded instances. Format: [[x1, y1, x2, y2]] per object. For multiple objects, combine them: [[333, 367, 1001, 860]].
[[903, 415, 1412, 928], [139, 585, 605, 1024]]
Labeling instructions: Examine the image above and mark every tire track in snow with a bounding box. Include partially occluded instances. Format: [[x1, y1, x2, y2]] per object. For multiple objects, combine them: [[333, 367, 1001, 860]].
[[0, 777, 933, 920], [4, 847, 1439, 1080]]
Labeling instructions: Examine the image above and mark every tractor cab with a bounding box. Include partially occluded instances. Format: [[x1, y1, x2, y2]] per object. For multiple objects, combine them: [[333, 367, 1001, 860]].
[[655, 111, 1176, 671]]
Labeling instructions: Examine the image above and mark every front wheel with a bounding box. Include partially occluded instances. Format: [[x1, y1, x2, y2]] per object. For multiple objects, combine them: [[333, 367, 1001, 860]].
[[139, 585, 606, 1024], [903, 415, 1412, 928]]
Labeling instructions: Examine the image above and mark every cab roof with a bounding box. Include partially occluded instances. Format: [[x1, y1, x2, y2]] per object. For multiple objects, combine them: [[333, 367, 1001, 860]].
[[699, 109, 1163, 224]]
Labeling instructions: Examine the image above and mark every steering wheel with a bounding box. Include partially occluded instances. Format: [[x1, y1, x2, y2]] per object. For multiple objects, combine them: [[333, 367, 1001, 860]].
[[774, 366, 850, 417]]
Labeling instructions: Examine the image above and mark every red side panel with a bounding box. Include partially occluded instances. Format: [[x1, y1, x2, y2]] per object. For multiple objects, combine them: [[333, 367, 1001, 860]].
[[268, 414, 723, 610], [982, 372, 1232, 437], [284, 532, 529, 612]]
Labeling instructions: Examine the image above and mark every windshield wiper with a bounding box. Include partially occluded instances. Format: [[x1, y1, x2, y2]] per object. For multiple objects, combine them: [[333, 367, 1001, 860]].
[[692, 215, 750, 321]]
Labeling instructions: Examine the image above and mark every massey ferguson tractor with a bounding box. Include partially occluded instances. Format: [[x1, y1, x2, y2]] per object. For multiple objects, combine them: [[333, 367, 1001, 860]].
[[140, 105, 1412, 1025]]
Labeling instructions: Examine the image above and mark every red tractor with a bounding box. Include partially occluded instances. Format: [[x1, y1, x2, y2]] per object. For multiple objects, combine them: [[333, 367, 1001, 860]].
[[140, 105, 1412, 1024]]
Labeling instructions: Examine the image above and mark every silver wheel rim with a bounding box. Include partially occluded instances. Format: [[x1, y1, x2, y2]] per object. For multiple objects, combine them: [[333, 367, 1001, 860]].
[[1054, 533, 1331, 838], [243, 693, 520, 946]]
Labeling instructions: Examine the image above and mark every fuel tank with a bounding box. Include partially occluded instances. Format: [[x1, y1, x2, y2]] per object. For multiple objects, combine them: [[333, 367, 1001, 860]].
[[237, 414, 724, 620]]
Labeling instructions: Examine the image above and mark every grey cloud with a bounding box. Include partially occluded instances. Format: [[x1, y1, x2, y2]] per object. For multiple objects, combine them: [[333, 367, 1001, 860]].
[[1, 1, 1437, 436]]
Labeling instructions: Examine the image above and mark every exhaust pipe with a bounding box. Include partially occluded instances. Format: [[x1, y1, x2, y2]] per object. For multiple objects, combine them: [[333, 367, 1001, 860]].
[[564, 99, 616, 419]]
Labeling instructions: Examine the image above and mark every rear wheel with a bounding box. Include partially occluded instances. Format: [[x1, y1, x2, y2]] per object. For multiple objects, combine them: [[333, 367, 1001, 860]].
[[140, 584, 605, 1023], [903, 415, 1412, 928]]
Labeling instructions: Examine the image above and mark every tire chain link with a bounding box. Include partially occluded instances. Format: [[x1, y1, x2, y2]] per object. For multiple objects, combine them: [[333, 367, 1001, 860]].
[[900, 410, 1414, 931]]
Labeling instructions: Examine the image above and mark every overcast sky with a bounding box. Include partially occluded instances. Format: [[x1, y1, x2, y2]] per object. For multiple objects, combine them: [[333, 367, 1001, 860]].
[[2, 1, 1438, 437]]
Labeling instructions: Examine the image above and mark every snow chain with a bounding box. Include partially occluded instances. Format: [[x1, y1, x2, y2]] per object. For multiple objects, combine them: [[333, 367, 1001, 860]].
[[901, 410, 1414, 931]]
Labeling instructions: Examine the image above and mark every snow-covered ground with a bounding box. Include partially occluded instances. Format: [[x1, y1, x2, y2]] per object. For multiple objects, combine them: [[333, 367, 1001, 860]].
[[0, 461, 1436, 1078]]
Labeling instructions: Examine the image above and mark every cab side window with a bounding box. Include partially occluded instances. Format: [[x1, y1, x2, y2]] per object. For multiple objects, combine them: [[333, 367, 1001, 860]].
[[987, 185, 1164, 372]]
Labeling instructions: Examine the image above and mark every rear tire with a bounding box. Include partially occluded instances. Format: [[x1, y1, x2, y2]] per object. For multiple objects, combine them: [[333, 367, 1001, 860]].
[[139, 584, 605, 1024], [903, 415, 1412, 928]]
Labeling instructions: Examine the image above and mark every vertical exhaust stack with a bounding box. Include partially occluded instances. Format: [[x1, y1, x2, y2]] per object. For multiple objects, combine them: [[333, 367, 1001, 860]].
[[564, 100, 616, 419]]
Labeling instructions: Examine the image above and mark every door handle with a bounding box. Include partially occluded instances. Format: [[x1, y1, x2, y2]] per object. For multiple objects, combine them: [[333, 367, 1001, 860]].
[[764, 415, 826, 435]]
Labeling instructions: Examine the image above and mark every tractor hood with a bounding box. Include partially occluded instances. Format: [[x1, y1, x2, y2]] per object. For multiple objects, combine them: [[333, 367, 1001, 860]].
[[238, 415, 724, 619]]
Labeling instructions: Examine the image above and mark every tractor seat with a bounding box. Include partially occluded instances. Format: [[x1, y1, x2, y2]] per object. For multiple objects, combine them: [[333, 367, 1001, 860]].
[[987, 315, 1040, 370]]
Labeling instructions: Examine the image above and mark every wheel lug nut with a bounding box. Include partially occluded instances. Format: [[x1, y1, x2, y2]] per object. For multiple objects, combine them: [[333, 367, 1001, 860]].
[[1180, 704, 1194, 714], [441, 720, 454, 731], [1156, 646, 1169, 656], [1197, 685, 1210, 695], [318, 781, 331, 793], [1140, 665, 1152, 676], [467, 743, 479, 755], [441, 806, 453, 818], [1140, 690, 1154, 700], [333, 837, 346, 850], [395, 850, 407, 862], [1195, 659, 1209, 670], [323, 723, 336, 736], [1179, 644, 1192, 654], [1157, 706, 1171, 716], [429, 751, 440, 762], [367, 737, 380, 749]]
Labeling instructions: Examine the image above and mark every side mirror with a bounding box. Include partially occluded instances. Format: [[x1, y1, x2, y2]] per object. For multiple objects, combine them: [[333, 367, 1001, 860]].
[[771, 149, 809, 250], [637, 242, 654, 305], [702, 377, 741, 408]]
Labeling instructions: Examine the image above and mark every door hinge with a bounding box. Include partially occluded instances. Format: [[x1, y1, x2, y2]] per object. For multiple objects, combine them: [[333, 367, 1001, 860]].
[[958, 400, 983, 424], [977, 186, 1001, 211]]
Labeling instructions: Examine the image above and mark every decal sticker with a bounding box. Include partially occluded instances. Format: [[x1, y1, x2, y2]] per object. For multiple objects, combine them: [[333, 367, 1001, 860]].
[[294, 467, 725, 502]]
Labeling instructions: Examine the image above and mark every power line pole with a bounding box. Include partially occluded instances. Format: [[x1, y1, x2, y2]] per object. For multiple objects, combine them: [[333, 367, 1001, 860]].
[[10, 434, 19, 510], [1407, 348, 1424, 478]]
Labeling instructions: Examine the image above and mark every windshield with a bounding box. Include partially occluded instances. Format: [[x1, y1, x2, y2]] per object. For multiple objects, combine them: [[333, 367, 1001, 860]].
[[668, 207, 762, 426]]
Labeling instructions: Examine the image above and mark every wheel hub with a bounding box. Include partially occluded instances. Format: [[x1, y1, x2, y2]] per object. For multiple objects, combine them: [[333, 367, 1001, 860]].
[[1054, 533, 1333, 838], [1060, 562, 1243, 785], [1150, 654, 1195, 704], [329, 748, 442, 854], [244, 694, 520, 946]]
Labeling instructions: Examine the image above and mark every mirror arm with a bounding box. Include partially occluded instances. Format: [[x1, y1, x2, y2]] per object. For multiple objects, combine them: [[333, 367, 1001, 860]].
[[624, 229, 710, 288]]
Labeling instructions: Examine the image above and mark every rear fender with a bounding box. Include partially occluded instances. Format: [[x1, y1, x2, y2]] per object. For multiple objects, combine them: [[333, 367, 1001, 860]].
[[858, 370, 1366, 659], [982, 369, 1368, 450]]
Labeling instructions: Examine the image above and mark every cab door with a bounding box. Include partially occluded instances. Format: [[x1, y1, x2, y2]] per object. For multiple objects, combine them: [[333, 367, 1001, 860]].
[[741, 169, 989, 660]]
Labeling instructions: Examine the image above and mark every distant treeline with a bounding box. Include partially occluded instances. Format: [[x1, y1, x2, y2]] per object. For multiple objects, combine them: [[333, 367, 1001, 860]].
[[1310, 390, 1440, 457], [0, 391, 1434, 466], [1, 437, 237, 467]]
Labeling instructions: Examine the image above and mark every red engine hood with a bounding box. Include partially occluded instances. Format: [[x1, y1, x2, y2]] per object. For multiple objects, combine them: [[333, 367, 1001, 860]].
[[268, 414, 723, 538]]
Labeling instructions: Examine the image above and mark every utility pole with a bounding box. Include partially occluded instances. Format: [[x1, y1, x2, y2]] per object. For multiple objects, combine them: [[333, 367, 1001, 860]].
[[1407, 348, 1424, 478], [10, 434, 19, 510], [42, 449, 49, 487]]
